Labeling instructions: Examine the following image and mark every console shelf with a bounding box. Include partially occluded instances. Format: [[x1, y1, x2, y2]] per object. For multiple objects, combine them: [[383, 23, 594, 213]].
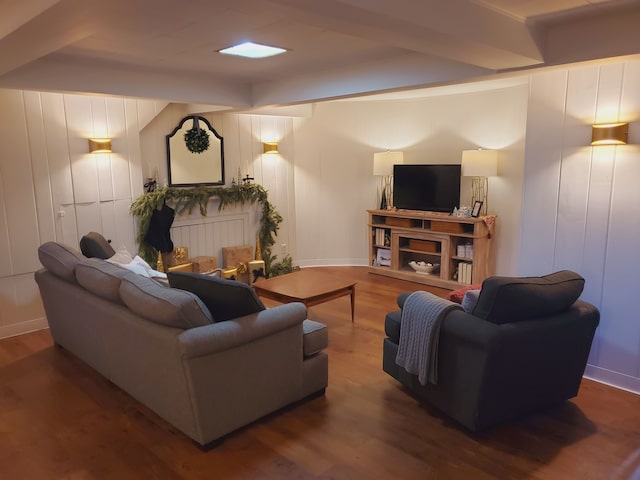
[[367, 209, 495, 289]]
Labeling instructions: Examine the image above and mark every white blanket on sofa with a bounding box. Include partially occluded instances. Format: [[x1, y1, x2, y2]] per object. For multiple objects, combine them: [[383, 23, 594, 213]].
[[395, 291, 462, 385]]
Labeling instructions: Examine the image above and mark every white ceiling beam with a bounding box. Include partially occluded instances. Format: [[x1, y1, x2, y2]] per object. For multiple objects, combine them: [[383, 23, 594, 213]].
[[0, 55, 253, 107], [535, 4, 640, 65], [0, 0, 63, 40], [0, 0, 102, 77], [267, 0, 544, 70], [251, 52, 492, 107]]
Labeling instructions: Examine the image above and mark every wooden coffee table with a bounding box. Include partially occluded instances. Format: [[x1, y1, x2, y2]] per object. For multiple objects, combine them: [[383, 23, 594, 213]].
[[253, 269, 356, 322]]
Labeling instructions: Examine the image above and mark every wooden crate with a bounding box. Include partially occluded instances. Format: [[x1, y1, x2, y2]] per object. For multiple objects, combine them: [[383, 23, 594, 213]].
[[431, 220, 464, 234], [408, 239, 438, 253]]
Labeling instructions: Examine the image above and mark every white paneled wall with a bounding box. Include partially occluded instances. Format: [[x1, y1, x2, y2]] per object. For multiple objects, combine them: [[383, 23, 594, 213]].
[[521, 59, 640, 393], [290, 87, 528, 269], [222, 114, 296, 259], [0, 90, 41, 276], [0, 88, 166, 338]]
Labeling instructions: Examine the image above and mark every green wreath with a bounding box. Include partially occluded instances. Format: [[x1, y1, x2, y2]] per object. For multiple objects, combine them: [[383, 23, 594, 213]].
[[184, 127, 210, 153]]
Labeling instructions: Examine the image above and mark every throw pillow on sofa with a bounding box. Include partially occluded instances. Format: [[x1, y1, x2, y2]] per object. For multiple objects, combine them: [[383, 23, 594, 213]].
[[106, 246, 167, 279], [447, 284, 482, 304], [106, 245, 134, 264], [79, 232, 116, 259], [461, 289, 481, 313], [167, 271, 265, 322]]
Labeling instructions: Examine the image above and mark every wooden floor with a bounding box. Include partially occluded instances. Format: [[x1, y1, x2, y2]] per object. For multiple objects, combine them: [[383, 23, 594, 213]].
[[2, 266, 639, 479]]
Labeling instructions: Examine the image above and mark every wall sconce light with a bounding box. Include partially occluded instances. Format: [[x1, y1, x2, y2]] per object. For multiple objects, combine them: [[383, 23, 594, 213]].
[[373, 150, 404, 209], [591, 123, 628, 145], [88, 138, 112, 153], [461, 149, 498, 216], [263, 142, 278, 154]]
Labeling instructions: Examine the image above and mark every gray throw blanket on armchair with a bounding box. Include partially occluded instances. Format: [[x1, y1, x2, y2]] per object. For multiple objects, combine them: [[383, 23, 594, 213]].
[[395, 291, 462, 385]]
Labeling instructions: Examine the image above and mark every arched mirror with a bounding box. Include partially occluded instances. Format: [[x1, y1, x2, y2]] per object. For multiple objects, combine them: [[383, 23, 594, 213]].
[[166, 115, 225, 186]]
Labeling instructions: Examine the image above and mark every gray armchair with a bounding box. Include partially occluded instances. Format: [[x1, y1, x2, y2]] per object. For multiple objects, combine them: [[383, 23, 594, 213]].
[[383, 271, 600, 431]]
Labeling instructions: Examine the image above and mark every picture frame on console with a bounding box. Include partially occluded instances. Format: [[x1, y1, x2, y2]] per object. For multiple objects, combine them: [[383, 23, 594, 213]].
[[376, 248, 391, 267], [472, 201, 483, 217]]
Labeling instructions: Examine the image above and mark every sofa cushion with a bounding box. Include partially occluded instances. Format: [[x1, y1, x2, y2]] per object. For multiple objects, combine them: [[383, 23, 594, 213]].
[[38, 242, 84, 283], [302, 319, 328, 357], [75, 258, 129, 304], [80, 231, 116, 259], [472, 270, 585, 325], [119, 273, 213, 329], [167, 271, 265, 322]]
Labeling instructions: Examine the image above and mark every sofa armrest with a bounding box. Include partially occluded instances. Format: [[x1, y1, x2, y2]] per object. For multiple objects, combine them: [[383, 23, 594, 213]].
[[178, 302, 307, 358], [397, 292, 411, 309]]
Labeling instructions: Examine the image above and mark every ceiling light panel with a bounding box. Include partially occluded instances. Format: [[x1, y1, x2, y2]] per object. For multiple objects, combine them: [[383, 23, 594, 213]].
[[219, 41, 287, 58]]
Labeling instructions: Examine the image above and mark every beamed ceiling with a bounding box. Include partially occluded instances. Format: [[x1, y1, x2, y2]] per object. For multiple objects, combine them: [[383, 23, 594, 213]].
[[1, 0, 639, 109]]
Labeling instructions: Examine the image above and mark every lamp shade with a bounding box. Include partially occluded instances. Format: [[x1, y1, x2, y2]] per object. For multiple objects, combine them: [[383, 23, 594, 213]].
[[263, 142, 278, 154], [461, 149, 498, 177], [591, 123, 628, 145], [373, 151, 404, 176], [88, 138, 112, 153]]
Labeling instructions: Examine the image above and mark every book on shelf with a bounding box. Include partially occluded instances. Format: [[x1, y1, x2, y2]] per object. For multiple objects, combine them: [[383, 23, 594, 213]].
[[457, 262, 473, 284], [375, 228, 390, 247]]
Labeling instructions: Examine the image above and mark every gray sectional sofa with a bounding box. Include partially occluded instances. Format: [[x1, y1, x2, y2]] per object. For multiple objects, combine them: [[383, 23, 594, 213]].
[[35, 241, 328, 447]]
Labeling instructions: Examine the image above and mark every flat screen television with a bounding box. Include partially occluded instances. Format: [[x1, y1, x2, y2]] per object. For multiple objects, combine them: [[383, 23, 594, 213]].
[[393, 164, 461, 212]]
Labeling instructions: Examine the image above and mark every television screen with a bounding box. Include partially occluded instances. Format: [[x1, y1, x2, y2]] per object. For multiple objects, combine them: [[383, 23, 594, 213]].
[[393, 164, 461, 212]]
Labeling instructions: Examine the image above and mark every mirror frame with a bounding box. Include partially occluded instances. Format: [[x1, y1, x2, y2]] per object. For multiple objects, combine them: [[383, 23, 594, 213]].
[[166, 115, 225, 187]]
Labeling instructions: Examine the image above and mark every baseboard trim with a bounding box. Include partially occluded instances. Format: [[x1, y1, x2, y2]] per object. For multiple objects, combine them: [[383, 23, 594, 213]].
[[296, 259, 368, 267], [0, 317, 48, 340], [584, 364, 640, 395]]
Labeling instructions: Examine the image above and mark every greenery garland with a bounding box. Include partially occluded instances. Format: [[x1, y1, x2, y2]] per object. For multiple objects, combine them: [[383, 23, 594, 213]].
[[129, 184, 292, 277], [184, 127, 210, 153]]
